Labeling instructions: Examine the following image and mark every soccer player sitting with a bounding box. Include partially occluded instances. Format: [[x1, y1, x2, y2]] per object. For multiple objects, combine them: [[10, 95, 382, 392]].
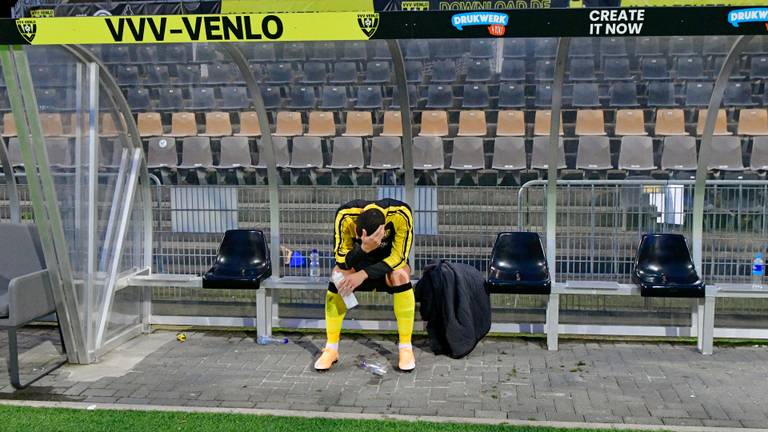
[[314, 198, 415, 372]]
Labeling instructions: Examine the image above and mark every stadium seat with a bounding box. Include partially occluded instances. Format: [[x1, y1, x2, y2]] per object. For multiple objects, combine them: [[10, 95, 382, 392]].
[[750, 136, 768, 171], [342, 42, 367, 61], [201, 112, 232, 137], [144, 65, 170, 86], [100, 138, 122, 169], [389, 85, 418, 109], [670, 36, 697, 56], [603, 57, 631, 81], [485, 232, 551, 295], [641, 58, 670, 80], [36, 89, 60, 112], [433, 40, 463, 59], [189, 87, 216, 110], [306, 111, 335, 137], [381, 111, 402, 137], [299, 62, 327, 85], [405, 61, 423, 83], [569, 58, 595, 81], [469, 39, 494, 59], [451, 137, 486, 184], [609, 82, 638, 107], [364, 61, 391, 83], [534, 111, 564, 136], [342, 111, 373, 136], [647, 82, 676, 107], [309, 42, 336, 61], [137, 112, 163, 137], [288, 136, 324, 184], [706, 136, 744, 172], [206, 63, 238, 84], [498, 84, 525, 109], [576, 136, 612, 171], [39, 113, 64, 137], [430, 60, 456, 83], [329, 136, 365, 173], [117, 65, 139, 86], [202, 230, 271, 290], [235, 112, 262, 137], [355, 86, 383, 109], [287, 87, 317, 109], [369, 136, 403, 175], [615, 110, 647, 136], [218, 136, 254, 169], [466, 60, 492, 82], [569, 38, 594, 57], [404, 40, 429, 60], [655, 109, 687, 136], [462, 85, 489, 108], [703, 36, 730, 56], [274, 111, 303, 136], [169, 112, 197, 137], [633, 233, 704, 298], [196, 44, 221, 62], [260, 87, 283, 109], [618, 136, 655, 171], [502, 39, 526, 58], [535, 60, 555, 81], [491, 137, 527, 171], [330, 62, 357, 84], [100, 113, 121, 137], [413, 136, 444, 170], [44, 138, 73, 169], [661, 136, 697, 171], [738, 109, 768, 135], [572, 83, 600, 107], [530, 137, 566, 170], [532, 38, 557, 58], [256, 136, 290, 168], [500, 60, 526, 82], [575, 110, 606, 135], [696, 109, 730, 136], [685, 82, 714, 106], [147, 137, 178, 169], [176, 65, 201, 85], [724, 81, 755, 106], [750, 56, 768, 79], [179, 137, 214, 183], [426, 85, 453, 109], [282, 43, 306, 62], [457, 110, 487, 136], [675, 57, 706, 80], [126, 88, 152, 111], [102, 45, 131, 63], [496, 111, 525, 137], [534, 84, 553, 108], [713, 55, 746, 79], [5, 138, 22, 166], [220, 87, 249, 110], [265, 63, 294, 85], [156, 88, 184, 111], [601, 37, 627, 57], [419, 111, 448, 137], [318, 86, 348, 110], [372, 41, 390, 60]]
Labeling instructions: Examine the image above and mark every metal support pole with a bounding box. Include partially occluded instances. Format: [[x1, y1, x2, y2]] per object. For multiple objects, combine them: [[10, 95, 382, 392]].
[[547, 38, 570, 283], [692, 36, 752, 272], [387, 40, 416, 266], [222, 44, 282, 278], [0, 128, 21, 224]]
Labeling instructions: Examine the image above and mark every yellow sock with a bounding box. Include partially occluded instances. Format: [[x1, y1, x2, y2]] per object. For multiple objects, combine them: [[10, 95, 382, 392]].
[[393, 289, 415, 345], [324, 291, 347, 345]]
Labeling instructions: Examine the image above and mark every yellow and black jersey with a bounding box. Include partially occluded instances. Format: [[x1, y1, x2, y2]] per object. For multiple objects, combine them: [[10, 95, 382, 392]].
[[334, 198, 413, 280]]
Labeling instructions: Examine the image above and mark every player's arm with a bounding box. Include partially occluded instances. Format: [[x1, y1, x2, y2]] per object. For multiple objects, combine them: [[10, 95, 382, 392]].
[[334, 210, 365, 270], [363, 209, 413, 280]]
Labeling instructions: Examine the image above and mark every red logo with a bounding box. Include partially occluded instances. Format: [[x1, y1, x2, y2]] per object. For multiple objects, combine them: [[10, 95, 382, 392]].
[[487, 24, 505, 36]]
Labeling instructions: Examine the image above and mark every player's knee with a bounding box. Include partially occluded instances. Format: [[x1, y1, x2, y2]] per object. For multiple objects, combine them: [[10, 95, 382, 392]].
[[387, 268, 411, 286]]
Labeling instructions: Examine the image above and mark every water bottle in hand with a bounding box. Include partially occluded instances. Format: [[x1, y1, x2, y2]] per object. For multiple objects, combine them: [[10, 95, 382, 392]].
[[359, 359, 387, 376], [257, 335, 289, 345], [309, 249, 320, 281], [752, 253, 765, 289]]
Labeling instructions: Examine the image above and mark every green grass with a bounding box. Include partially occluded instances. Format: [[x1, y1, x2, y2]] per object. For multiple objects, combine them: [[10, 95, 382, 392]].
[[0, 405, 653, 432]]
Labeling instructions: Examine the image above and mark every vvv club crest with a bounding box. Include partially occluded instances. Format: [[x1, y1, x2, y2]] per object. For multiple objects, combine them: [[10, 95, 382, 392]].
[[357, 13, 379, 38], [16, 19, 38, 43]]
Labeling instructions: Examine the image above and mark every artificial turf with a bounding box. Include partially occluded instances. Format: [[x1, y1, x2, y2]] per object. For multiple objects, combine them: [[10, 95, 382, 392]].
[[0, 405, 660, 432]]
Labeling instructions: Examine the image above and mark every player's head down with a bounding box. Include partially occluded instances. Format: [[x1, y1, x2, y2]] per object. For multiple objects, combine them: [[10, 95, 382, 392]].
[[355, 208, 385, 238]]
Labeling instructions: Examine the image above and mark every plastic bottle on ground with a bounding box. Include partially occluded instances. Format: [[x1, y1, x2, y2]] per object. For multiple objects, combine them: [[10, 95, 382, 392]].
[[359, 359, 387, 376], [257, 335, 289, 345]]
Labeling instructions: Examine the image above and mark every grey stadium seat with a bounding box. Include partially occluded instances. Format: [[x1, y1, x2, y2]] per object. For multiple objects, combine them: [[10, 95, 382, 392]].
[[126, 88, 151, 111], [492, 137, 526, 171], [255, 137, 290, 168], [147, 137, 178, 168], [404, 40, 429, 60], [207, 63, 238, 84], [218, 137, 254, 169], [603, 57, 631, 81], [503, 39, 526, 58], [426, 85, 453, 109], [368, 137, 403, 169], [389, 85, 418, 110], [46, 138, 73, 169], [190, 87, 217, 110], [260, 87, 283, 109], [246, 43, 276, 62], [288, 136, 324, 168], [310, 41, 336, 61], [405, 61, 423, 83], [265, 63, 293, 85], [530, 137, 566, 170], [535, 60, 555, 81], [576, 136, 612, 170], [300, 62, 328, 84], [685, 82, 714, 107], [572, 83, 600, 107], [462, 85, 489, 108], [707, 136, 744, 171], [500, 59, 526, 81], [176, 65, 201, 85], [329, 136, 364, 169], [676, 57, 705, 80], [498, 84, 525, 108], [569, 58, 595, 81], [319, 86, 348, 109], [450, 137, 485, 170], [355, 86, 383, 109], [618, 136, 655, 171], [469, 39, 494, 58], [750, 136, 768, 171], [647, 82, 676, 107], [724, 82, 755, 106], [364, 61, 391, 83], [661, 136, 697, 171], [609, 82, 638, 107], [466, 60, 492, 82], [282, 43, 306, 61], [144, 65, 170, 85], [330, 62, 357, 84], [343, 41, 367, 61], [220, 87, 249, 110], [413, 136, 444, 169], [641, 58, 670, 81], [287, 87, 316, 109], [179, 137, 214, 184], [533, 38, 557, 58]]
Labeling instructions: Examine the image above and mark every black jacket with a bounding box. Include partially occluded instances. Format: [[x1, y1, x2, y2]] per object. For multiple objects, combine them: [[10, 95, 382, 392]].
[[415, 261, 491, 359]]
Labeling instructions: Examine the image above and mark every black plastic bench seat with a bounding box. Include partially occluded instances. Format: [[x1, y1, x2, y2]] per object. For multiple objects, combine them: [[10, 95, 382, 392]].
[[632, 233, 704, 298], [485, 232, 551, 295], [203, 229, 272, 290]]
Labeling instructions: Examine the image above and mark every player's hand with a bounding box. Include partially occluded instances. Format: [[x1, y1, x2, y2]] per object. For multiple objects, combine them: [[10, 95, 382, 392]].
[[360, 224, 385, 253], [338, 270, 368, 297]]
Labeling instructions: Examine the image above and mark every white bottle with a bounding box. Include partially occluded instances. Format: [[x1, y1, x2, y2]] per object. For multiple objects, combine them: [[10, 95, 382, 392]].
[[752, 253, 765, 290], [309, 249, 320, 281], [331, 270, 358, 309]]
